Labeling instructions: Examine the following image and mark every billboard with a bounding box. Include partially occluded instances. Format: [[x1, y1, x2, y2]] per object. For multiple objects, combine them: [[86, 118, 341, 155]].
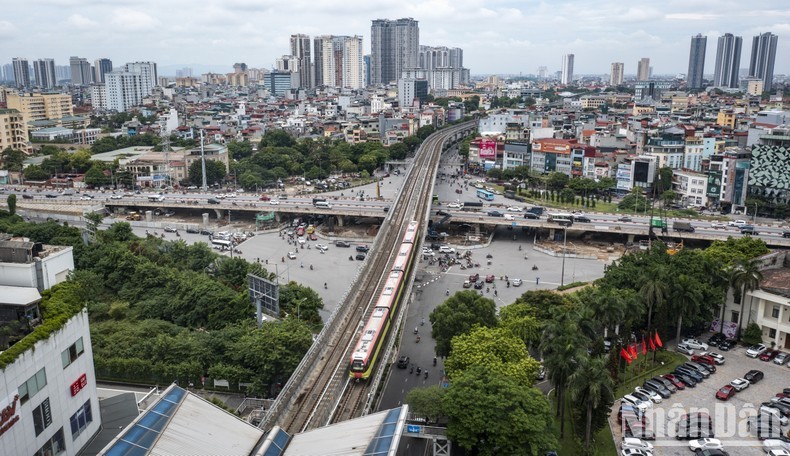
[[479, 138, 497, 159], [706, 170, 722, 196], [248, 273, 280, 326]]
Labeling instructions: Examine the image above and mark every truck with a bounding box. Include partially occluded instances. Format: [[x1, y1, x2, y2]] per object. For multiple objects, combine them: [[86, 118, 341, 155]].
[[504, 190, 516, 199], [673, 221, 695, 233], [461, 201, 483, 212]]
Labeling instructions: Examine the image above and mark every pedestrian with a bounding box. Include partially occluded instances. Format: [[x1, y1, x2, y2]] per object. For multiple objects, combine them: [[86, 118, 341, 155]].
[[536, 277, 540, 285]]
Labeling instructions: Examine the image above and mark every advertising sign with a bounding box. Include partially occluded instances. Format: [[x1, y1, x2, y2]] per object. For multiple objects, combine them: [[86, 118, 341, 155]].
[[0, 393, 20, 437], [479, 138, 497, 159], [70, 373, 88, 397], [706, 170, 722, 196]]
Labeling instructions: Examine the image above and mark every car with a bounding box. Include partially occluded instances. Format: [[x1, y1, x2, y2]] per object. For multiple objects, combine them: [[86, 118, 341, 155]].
[[717, 339, 735, 351], [421, 248, 435, 257], [694, 451, 729, 456], [164, 226, 176, 233], [574, 215, 591, 223], [110, 194, 124, 199], [685, 361, 713, 376], [438, 245, 455, 254], [730, 378, 750, 391], [511, 278, 523, 287], [660, 374, 685, 390], [462, 280, 472, 288], [745, 369, 764, 384], [22, 193, 34, 199], [631, 390, 654, 405], [308, 233, 317, 241], [485, 274, 495, 283], [506, 206, 523, 212], [397, 355, 410, 368], [287, 251, 297, 259], [710, 222, 727, 229], [741, 225, 759, 235], [652, 376, 678, 393], [79, 195, 94, 200], [504, 213, 515, 220], [316, 243, 329, 251], [634, 387, 662, 403], [487, 210, 504, 217], [269, 199, 281, 205], [621, 449, 651, 456], [707, 333, 726, 346], [761, 349, 780, 361], [618, 216, 632, 222], [675, 366, 704, 383], [297, 237, 306, 245], [692, 354, 717, 367], [207, 197, 221, 204], [447, 202, 462, 209], [716, 385, 736, 401], [335, 240, 351, 247], [436, 210, 449, 216], [676, 343, 695, 356], [747, 343, 768, 358], [642, 380, 671, 398], [474, 281, 484, 290], [524, 212, 540, 219], [621, 437, 654, 452], [784, 232, 790, 239], [761, 405, 790, 426], [672, 371, 698, 387], [355, 253, 366, 260], [767, 400, 790, 417], [356, 245, 369, 253], [469, 273, 480, 282], [728, 219, 748, 227], [186, 227, 199, 234], [699, 352, 725, 364], [764, 440, 790, 453], [681, 338, 709, 350], [537, 364, 546, 381], [690, 438, 723, 451], [774, 352, 790, 365]]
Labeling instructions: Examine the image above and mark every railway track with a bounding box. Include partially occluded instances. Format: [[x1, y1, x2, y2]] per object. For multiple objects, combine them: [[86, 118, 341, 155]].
[[263, 122, 474, 434]]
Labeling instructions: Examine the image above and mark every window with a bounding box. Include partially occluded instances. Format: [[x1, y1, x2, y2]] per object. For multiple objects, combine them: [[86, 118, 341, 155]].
[[731, 311, 740, 324], [32, 398, 53, 436], [769, 328, 777, 338], [69, 400, 93, 440], [772, 306, 780, 318], [19, 367, 47, 404], [34, 427, 66, 456], [61, 337, 85, 369]]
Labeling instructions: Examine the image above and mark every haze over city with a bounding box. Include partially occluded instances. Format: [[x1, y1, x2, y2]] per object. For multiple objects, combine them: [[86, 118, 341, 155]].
[[2, 0, 788, 75]]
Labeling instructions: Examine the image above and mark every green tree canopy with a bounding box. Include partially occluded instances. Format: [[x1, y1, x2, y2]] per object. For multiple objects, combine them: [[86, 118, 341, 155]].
[[429, 291, 497, 357], [188, 159, 227, 186], [445, 326, 540, 386], [404, 385, 446, 423]]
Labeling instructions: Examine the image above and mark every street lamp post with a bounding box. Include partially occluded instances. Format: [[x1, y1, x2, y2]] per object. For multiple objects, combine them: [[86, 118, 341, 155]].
[[560, 227, 567, 287]]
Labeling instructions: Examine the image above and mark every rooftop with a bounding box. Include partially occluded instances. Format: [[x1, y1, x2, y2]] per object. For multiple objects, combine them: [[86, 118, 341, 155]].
[[0, 286, 41, 306], [760, 268, 790, 298]]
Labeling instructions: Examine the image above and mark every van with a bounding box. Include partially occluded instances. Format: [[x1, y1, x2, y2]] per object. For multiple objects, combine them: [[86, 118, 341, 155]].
[[315, 201, 332, 209], [673, 221, 695, 232]]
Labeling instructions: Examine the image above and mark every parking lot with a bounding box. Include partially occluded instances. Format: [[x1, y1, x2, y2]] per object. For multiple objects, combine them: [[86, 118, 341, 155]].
[[613, 335, 790, 455]]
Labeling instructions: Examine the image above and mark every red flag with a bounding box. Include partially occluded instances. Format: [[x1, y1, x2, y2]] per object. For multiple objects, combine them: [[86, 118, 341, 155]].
[[649, 334, 656, 351], [655, 331, 663, 348], [629, 343, 638, 359], [642, 336, 648, 355], [620, 347, 632, 364]]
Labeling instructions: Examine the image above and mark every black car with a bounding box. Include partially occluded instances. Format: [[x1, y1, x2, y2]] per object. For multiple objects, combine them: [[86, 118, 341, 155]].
[[783, 231, 790, 238], [335, 240, 351, 247], [45, 193, 58, 198], [397, 355, 410, 368], [672, 371, 697, 387], [744, 369, 764, 384], [574, 215, 591, 223], [717, 339, 735, 351], [675, 366, 704, 383], [487, 210, 503, 217], [524, 212, 540, 219], [356, 245, 369, 253], [740, 225, 758, 235], [474, 281, 484, 290], [186, 227, 199, 234], [694, 449, 729, 456], [207, 198, 220, 204], [355, 253, 366, 260], [436, 210, 448, 216], [199, 229, 213, 236], [708, 333, 726, 347], [22, 193, 34, 199]]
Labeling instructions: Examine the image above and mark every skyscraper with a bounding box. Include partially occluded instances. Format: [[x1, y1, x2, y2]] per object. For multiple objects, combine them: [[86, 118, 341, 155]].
[[33, 59, 57, 89], [610, 62, 624, 86], [123, 62, 158, 96], [560, 54, 574, 84], [106, 71, 143, 112], [749, 32, 778, 92], [12, 58, 30, 88], [687, 34, 707, 89], [637, 58, 650, 81], [313, 35, 364, 89], [70, 56, 93, 85], [370, 18, 419, 85], [713, 33, 742, 88], [93, 58, 113, 83], [290, 34, 313, 89]]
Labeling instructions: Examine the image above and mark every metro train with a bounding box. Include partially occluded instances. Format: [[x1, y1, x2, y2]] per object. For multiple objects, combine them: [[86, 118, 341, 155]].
[[349, 221, 419, 379]]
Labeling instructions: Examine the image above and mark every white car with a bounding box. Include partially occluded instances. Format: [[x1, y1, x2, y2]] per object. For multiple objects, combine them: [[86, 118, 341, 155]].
[[675, 343, 694, 356], [622, 394, 652, 410], [621, 449, 651, 456], [504, 214, 515, 220], [438, 245, 456, 254], [316, 244, 329, 251], [511, 278, 523, 287], [447, 202, 462, 209], [621, 437, 653, 452], [710, 221, 727, 229], [765, 440, 790, 453], [761, 406, 790, 426], [634, 386, 662, 404], [699, 352, 725, 364], [730, 378, 750, 391], [269, 199, 280, 205], [768, 450, 790, 456], [79, 195, 93, 201], [110, 194, 123, 199], [297, 237, 306, 245], [689, 438, 723, 451], [421, 248, 435, 257], [681, 338, 709, 350], [729, 219, 748, 227], [506, 206, 523, 212], [287, 251, 297, 259], [746, 343, 767, 358]]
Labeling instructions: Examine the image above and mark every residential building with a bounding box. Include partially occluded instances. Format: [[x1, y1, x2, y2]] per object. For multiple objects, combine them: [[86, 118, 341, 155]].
[[90, 84, 107, 110], [713, 33, 742, 88], [92, 58, 112, 84], [502, 142, 529, 170], [418, 45, 463, 70], [748, 32, 778, 92], [530, 138, 578, 175], [105, 71, 144, 112], [561, 54, 574, 84], [637, 58, 650, 81], [0, 109, 29, 152], [687, 34, 707, 89], [707, 147, 750, 211], [233, 62, 248, 73], [672, 169, 709, 207], [740, 77, 764, 96], [265, 70, 296, 97], [747, 127, 790, 204], [5, 92, 73, 124], [683, 136, 705, 172], [397, 78, 428, 108], [313, 35, 364, 89], [363, 54, 371, 86], [290, 34, 312, 89], [634, 81, 673, 101], [69, 57, 92, 85], [33, 59, 57, 90], [276, 55, 298, 73], [370, 18, 419, 85], [610, 62, 624, 86], [122, 61, 157, 96], [12, 57, 30, 88]]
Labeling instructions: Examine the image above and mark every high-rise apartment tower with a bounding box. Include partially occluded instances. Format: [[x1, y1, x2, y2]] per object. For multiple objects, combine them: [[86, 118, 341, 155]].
[[713, 33, 742, 88], [687, 34, 707, 89], [748, 32, 778, 92], [370, 18, 419, 85]]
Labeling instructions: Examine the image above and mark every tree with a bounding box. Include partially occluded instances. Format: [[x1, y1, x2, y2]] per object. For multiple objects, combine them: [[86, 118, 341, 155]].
[[442, 366, 556, 455], [729, 259, 763, 335], [546, 172, 569, 191], [639, 271, 669, 334], [188, 159, 227, 186], [656, 167, 674, 194], [429, 291, 497, 357], [23, 165, 50, 181], [568, 355, 613, 450], [405, 386, 446, 423], [6, 194, 16, 216], [1, 147, 26, 171], [228, 140, 254, 160], [741, 322, 763, 346], [259, 130, 295, 148], [540, 312, 586, 437], [498, 304, 541, 349], [445, 326, 540, 386], [670, 275, 704, 344], [84, 165, 110, 188]]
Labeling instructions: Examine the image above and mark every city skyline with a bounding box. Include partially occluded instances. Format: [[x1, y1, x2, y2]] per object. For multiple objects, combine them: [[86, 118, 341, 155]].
[[0, 0, 788, 76]]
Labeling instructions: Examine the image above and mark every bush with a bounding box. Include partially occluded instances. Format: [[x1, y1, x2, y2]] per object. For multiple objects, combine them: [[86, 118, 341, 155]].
[[741, 322, 763, 346]]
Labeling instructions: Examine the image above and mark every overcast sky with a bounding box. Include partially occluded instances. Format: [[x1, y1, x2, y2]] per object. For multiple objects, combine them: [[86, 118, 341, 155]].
[[1, 0, 787, 77]]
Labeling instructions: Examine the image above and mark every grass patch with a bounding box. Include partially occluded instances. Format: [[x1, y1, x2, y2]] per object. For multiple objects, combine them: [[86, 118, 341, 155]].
[[556, 281, 588, 291]]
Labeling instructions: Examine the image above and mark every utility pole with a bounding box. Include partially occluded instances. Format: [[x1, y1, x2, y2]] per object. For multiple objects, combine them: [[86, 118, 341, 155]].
[[200, 129, 207, 191], [161, 130, 171, 189]]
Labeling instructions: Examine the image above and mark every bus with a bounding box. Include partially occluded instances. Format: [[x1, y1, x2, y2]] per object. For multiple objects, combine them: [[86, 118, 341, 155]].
[[211, 239, 233, 250], [547, 213, 574, 226], [476, 189, 495, 201], [148, 194, 165, 202]]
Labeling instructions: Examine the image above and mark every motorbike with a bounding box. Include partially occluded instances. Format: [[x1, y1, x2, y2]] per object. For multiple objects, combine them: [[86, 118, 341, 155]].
[[416, 335, 421, 343], [424, 371, 429, 379], [349, 256, 354, 261], [414, 327, 419, 335], [532, 265, 539, 270], [433, 357, 437, 366], [416, 366, 421, 375], [486, 253, 493, 259]]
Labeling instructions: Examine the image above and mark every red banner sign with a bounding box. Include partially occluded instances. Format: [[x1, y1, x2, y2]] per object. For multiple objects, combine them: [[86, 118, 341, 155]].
[[70, 373, 88, 397], [0, 394, 20, 437]]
